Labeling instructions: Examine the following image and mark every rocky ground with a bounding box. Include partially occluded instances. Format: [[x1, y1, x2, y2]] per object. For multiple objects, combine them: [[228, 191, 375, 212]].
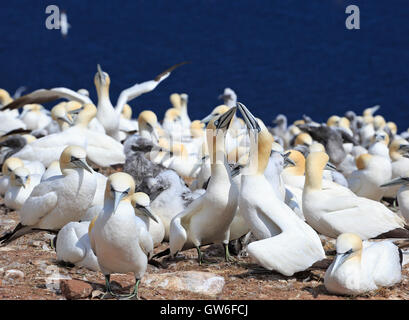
[[0, 164, 408, 300], [0, 200, 408, 300]]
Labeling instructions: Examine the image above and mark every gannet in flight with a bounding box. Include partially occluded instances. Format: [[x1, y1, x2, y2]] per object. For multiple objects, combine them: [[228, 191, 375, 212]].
[[60, 11, 70, 38]]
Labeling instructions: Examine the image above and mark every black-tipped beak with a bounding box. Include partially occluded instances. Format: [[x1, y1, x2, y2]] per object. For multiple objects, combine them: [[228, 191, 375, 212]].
[[380, 177, 409, 187], [72, 158, 93, 173], [139, 206, 159, 223], [214, 107, 236, 131], [325, 162, 337, 171], [236, 102, 261, 132]]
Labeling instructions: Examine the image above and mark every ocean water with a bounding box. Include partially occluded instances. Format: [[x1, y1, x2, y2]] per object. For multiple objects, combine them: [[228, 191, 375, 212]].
[[1, 0, 408, 130]]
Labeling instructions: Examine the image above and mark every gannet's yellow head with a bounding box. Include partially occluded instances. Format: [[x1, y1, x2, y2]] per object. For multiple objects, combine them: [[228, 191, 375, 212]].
[[290, 126, 301, 136], [164, 108, 181, 123], [94, 64, 111, 92], [293, 119, 305, 126], [363, 105, 380, 117], [190, 120, 205, 138], [170, 93, 181, 109], [201, 105, 230, 123], [171, 143, 188, 159], [59, 146, 93, 173], [373, 115, 386, 130], [130, 192, 158, 223], [51, 102, 73, 128], [389, 139, 408, 161], [371, 130, 389, 146], [10, 166, 30, 188], [305, 151, 329, 190], [339, 117, 350, 129], [65, 101, 82, 113], [2, 157, 24, 176], [355, 153, 372, 170], [0, 89, 13, 105], [386, 121, 397, 135], [206, 107, 237, 164], [327, 115, 340, 127], [138, 110, 158, 128], [331, 233, 363, 273], [121, 104, 132, 120], [23, 104, 43, 114], [105, 172, 135, 213], [75, 103, 97, 127], [22, 134, 37, 144], [284, 149, 305, 176], [310, 142, 325, 153], [295, 133, 313, 147]]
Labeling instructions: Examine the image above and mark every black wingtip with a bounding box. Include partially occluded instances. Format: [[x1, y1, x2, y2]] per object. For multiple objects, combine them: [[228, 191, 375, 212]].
[[152, 248, 171, 259], [154, 61, 190, 82]]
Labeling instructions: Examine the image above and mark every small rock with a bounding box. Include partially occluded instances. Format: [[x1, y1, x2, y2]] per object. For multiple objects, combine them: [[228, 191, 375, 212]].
[[28, 240, 42, 247], [142, 271, 225, 296], [4, 269, 24, 282], [60, 279, 93, 300]]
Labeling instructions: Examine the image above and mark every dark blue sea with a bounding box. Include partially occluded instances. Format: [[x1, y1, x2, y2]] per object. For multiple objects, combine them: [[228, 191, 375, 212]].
[[1, 1, 408, 130]]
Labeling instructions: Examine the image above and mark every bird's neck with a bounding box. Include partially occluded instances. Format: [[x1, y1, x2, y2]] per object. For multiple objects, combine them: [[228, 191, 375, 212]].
[[305, 164, 323, 191]]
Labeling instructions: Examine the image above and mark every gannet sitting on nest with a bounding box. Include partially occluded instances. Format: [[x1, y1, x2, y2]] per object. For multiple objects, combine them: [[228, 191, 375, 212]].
[[302, 151, 409, 240], [324, 233, 404, 295]]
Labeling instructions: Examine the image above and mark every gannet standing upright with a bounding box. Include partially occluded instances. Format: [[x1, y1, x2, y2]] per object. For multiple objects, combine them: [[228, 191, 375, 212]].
[[324, 233, 403, 295], [236, 103, 325, 276], [169, 107, 239, 264], [89, 172, 154, 299]]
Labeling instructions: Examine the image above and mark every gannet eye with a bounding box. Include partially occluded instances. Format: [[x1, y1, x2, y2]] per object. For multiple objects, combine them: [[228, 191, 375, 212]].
[[70, 156, 79, 162], [123, 188, 130, 195], [214, 120, 219, 127]]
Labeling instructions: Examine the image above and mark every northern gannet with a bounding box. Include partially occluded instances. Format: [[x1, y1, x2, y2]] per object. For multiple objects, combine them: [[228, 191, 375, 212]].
[[89, 172, 154, 299], [0, 146, 96, 245], [2, 62, 188, 140], [4, 166, 41, 210], [0, 157, 24, 195], [324, 233, 403, 295], [235, 102, 325, 276], [169, 107, 239, 264], [302, 151, 408, 240], [56, 221, 100, 271], [218, 88, 237, 108]]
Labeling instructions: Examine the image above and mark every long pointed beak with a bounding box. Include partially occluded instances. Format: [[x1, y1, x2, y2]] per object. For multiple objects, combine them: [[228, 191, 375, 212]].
[[214, 107, 237, 130], [72, 158, 93, 173], [113, 191, 125, 214], [236, 102, 261, 132], [200, 113, 214, 124], [368, 105, 380, 115], [325, 162, 337, 171], [58, 115, 73, 126], [330, 253, 348, 275], [139, 206, 159, 223], [399, 144, 409, 152], [380, 177, 409, 187], [16, 176, 28, 188]]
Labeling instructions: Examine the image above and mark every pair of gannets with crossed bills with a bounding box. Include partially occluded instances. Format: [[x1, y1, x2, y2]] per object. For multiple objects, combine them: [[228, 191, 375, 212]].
[[0, 146, 96, 245], [89, 172, 156, 299], [235, 103, 325, 276], [324, 233, 404, 295], [302, 151, 409, 240], [169, 107, 239, 264], [2, 63, 188, 141]]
